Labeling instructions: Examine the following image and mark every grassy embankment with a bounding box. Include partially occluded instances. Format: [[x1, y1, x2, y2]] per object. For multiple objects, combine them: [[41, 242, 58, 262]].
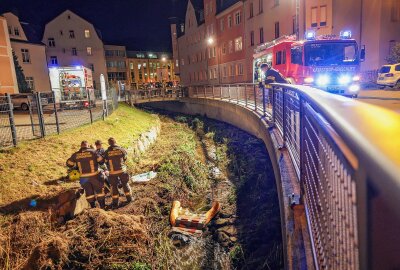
[[0, 103, 158, 206]]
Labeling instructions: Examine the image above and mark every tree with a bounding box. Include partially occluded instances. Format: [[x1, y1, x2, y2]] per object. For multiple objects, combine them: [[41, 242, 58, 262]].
[[12, 50, 30, 93], [386, 42, 400, 64]]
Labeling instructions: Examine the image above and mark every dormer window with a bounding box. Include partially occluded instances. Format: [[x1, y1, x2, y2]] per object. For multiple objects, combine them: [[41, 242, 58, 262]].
[[67, 14, 71, 19], [14, 27, 20, 36], [8, 26, 12, 35]]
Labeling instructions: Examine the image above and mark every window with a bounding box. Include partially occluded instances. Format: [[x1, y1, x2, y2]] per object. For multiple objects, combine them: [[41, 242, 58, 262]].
[[320, 6, 327, 26], [89, 64, 95, 71], [230, 65, 234, 77], [291, 47, 303, 65], [87, 47, 92, 56], [392, 0, 400, 21], [228, 16, 233, 28], [181, 58, 184, 66], [62, 48, 66, 53], [60, 30, 63, 35], [21, 49, 30, 63], [85, 30, 91, 38], [259, 27, 264, 43], [69, 30, 75, 38], [274, 0, 279, 6], [72, 48, 77, 56], [67, 14, 71, 19], [222, 43, 227, 54], [213, 68, 217, 79], [14, 27, 20, 36], [275, 22, 280, 39], [235, 37, 243, 51], [250, 31, 255, 46], [292, 16, 296, 34], [250, 3, 254, 18], [311, 7, 318, 27], [238, 63, 244, 75], [276, 51, 282, 65], [396, 64, 400, 71], [220, 18, 224, 31], [235, 11, 241, 25], [283, 50, 286, 64], [26, 77, 35, 90], [50, 56, 58, 65], [48, 38, 55, 47], [223, 66, 227, 77], [259, 0, 263, 13], [8, 26, 12, 35], [228, 40, 233, 53]]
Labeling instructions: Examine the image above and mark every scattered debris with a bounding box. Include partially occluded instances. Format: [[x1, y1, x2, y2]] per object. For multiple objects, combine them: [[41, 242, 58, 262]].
[[131, 171, 157, 184]]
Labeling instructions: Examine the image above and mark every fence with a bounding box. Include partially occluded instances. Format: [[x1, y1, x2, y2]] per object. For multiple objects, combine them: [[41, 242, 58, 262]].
[[185, 83, 400, 270], [0, 89, 118, 148], [125, 87, 185, 105]]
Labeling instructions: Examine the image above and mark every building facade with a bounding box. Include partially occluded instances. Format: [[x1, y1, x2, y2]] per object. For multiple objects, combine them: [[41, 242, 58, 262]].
[[105, 45, 128, 86], [42, 10, 108, 89], [3, 12, 50, 92], [0, 15, 18, 94], [126, 51, 177, 89]]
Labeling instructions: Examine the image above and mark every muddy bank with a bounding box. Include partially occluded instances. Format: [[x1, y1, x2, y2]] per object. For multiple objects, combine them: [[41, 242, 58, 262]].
[[0, 111, 282, 270]]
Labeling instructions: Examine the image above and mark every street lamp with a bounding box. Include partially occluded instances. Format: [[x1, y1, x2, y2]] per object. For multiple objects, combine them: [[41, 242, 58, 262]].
[[162, 57, 167, 62], [207, 37, 214, 45]]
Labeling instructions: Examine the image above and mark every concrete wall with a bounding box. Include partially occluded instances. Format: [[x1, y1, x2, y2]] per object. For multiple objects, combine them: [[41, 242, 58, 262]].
[[42, 10, 108, 89], [0, 16, 18, 94]]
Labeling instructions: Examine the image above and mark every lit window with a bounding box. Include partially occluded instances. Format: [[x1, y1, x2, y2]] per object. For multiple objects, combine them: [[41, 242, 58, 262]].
[[26, 77, 35, 90], [72, 47, 77, 56], [320, 6, 327, 26], [21, 49, 30, 63], [87, 47, 92, 55], [228, 16, 233, 28], [69, 30, 75, 38], [85, 30, 91, 38], [235, 37, 243, 51], [50, 56, 58, 65], [14, 27, 20, 36], [235, 11, 241, 25], [48, 38, 55, 47], [311, 7, 318, 27]]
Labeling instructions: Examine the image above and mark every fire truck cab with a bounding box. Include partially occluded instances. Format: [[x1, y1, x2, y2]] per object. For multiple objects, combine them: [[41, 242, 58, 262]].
[[254, 31, 365, 97]]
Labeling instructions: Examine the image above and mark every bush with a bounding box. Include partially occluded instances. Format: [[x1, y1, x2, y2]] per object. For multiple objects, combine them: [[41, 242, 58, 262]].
[[386, 43, 400, 64]]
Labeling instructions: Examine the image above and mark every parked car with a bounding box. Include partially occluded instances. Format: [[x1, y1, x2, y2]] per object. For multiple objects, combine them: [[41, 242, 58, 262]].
[[377, 64, 400, 89], [11, 94, 48, 111]]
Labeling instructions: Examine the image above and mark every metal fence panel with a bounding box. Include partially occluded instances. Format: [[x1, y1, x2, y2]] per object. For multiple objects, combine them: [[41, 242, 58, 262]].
[[0, 96, 14, 148]]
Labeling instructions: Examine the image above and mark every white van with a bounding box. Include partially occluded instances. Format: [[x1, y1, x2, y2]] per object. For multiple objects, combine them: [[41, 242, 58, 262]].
[[377, 64, 400, 89]]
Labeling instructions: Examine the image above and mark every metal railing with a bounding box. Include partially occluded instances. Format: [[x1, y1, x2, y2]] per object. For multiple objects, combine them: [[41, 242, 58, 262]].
[[0, 89, 118, 148], [125, 87, 185, 105], [180, 83, 400, 270]]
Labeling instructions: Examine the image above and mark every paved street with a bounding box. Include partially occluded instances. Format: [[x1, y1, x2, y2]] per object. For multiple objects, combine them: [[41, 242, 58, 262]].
[[357, 89, 400, 114]]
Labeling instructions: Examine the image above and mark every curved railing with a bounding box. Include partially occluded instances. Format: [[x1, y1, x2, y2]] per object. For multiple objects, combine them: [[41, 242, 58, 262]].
[[184, 83, 400, 270], [126, 83, 400, 269]]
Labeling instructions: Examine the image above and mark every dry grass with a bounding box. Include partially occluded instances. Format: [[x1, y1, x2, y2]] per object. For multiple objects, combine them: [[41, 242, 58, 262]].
[[0, 103, 158, 206]]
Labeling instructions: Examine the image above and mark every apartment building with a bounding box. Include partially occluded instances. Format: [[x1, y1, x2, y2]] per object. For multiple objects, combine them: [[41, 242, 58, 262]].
[[3, 12, 50, 91], [0, 15, 18, 94], [42, 10, 108, 89], [126, 51, 177, 89], [105, 45, 127, 85]]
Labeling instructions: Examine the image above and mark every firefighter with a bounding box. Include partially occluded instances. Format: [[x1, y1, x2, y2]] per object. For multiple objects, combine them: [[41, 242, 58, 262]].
[[260, 63, 289, 106], [104, 137, 132, 208], [95, 140, 111, 194], [66, 141, 106, 209]]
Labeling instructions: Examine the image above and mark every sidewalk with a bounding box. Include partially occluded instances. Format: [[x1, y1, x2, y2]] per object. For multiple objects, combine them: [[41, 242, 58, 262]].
[[359, 89, 400, 100]]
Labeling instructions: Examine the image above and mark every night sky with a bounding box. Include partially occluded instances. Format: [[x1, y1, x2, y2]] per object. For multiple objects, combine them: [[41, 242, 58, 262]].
[[0, 0, 187, 52]]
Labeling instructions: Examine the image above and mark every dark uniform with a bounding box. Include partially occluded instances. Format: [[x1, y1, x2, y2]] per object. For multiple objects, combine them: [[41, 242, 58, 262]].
[[104, 145, 132, 206], [264, 67, 289, 84], [66, 147, 105, 208]]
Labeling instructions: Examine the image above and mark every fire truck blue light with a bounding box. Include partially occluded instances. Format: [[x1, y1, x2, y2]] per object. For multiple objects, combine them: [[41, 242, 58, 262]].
[[340, 30, 352, 39], [316, 75, 330, 86], [305, 31, 316, 40], [339, 75, 352, 85]]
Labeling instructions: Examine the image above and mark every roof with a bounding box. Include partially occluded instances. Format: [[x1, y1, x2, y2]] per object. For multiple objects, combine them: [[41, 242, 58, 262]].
[[216, 0, 242, 14], [190, 0, 205, 25], [20, 22, 44, 44]]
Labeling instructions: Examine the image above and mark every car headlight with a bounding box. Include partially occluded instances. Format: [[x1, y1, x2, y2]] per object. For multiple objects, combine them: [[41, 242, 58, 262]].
[[338, 75, 351, 85], [352, 75, 361, 81], [304, 77, 314, 84], [349, 84, 360, 92], [316, 75, 330, 86]]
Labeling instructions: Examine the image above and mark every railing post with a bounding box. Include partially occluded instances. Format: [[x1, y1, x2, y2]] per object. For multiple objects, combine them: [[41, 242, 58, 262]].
[[212, 85, 215, 98], [282, 88, 286, 142], [228, 85, 231, 101], [88, 92, 93, 124], [245, 85, 248, 107], [204, 86, 206, 98], [36, 92, 46, 137], [272, 86, 276, 123], [195, 86, 198, 97], [52, 92, 60, 134], [220, 86, 223, 100], [237, 85, 239, 104], [6, 94, 17, 146], [262, 86, 266, 117], [253, 84, 257, 112]]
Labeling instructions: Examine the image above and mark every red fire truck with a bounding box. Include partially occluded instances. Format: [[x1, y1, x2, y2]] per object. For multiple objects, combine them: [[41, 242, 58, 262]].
[[253, 30, 365, 97]]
